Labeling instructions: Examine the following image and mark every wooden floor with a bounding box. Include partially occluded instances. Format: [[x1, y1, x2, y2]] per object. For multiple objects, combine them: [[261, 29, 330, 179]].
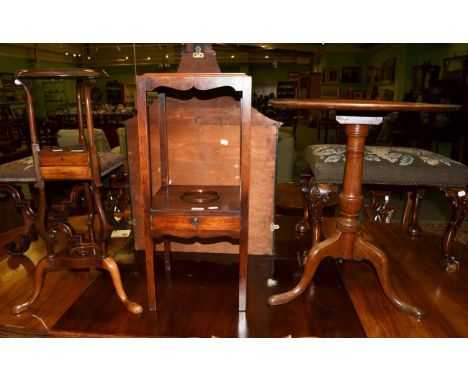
[[0, 213, 467, 338]]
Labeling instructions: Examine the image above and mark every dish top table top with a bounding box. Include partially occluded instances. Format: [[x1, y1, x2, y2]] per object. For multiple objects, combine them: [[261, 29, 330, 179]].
[[269, 98, 461, 113]]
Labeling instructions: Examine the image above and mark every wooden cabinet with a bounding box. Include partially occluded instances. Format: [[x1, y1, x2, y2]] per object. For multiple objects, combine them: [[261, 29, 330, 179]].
[[395, 61, 467, 163], [440, 55, 468, 163], [106, 80, 124, 104], [299, 73, 321, 98], [439, 78, 468, 164], [276, 80, 298, 98], [411, 63, 440, 99], [442, 55, 468, 81]]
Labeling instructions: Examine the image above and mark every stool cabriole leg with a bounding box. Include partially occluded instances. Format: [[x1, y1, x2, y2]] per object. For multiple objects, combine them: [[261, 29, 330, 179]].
[[440, 187, 467, 273]]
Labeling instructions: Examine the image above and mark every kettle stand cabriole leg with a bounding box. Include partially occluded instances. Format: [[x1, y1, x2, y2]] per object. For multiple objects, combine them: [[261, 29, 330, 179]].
[[268, 116, 425, 319]]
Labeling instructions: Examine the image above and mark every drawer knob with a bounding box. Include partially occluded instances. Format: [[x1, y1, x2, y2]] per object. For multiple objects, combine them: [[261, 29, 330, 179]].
[[191, 218, 199, 226]]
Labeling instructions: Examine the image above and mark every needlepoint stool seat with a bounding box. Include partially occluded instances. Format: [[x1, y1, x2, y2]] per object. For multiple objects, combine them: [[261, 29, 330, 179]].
[[306, 145, 468, 187], [300, 144, 468, 272]]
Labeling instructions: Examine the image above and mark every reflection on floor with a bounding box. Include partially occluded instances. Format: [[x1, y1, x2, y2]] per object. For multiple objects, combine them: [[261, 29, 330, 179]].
[[0, 213, 467, 338]]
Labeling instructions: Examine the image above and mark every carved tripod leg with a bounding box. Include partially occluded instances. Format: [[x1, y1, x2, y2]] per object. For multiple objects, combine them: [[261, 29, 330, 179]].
[[11, 256, 50, 314], [354, 235, 425, 319], [295, 179, 339, 265], [103, 184, 130, 230], [268, 231, 341, 306], [294, 176, 314, 267], [101, 257, 143, 314], [308, 182, 340, 248], [0, 183, 38, 256], [440, 187, 467, 273], [6, 222, 38, 256]]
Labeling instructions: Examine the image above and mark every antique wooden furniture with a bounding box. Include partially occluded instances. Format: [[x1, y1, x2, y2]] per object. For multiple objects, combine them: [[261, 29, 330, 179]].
[[0, 150, 126, 255], [127, 46, 278, 257], [136, 73, 252, 312], [10, 68, 142, 315], [268, 99, 460, 318], [297, 144, 468, 272]]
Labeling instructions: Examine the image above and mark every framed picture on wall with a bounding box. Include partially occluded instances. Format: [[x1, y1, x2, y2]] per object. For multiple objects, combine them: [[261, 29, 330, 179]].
[[442, 55, 468, 80], [384, 58, 396, 82], [325, 68, 339, 83], [341, 67, 361, 83], [321, 85, 339, 99]]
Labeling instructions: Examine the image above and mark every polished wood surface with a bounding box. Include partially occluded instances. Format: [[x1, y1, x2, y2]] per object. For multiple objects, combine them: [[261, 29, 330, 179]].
[[151, 185, 240, 214], [269, 98, 461, 113], [0, 223, 98, 336], [15, 68, 108, 79], [1, 215, 467, 337], [338, 220, 468, 337]]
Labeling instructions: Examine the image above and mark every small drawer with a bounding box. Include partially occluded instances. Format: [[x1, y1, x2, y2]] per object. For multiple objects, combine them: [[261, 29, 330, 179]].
[[40, 165, 92, 180], [39, 150, 89, 166], [151, 215, 240, 232]]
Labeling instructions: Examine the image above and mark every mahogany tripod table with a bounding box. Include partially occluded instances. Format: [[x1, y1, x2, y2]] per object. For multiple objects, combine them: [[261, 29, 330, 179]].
[[268, 99, 460, 319]]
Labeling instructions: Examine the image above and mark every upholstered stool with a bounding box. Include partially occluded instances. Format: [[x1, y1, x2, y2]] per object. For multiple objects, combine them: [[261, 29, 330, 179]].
[[0, 151, 125, 255], [298, 144, 468, 272], [57, 128, 113, 153]]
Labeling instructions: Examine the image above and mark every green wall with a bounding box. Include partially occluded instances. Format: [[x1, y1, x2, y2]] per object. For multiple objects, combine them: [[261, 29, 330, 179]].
[[0, 55, 33, 72], [319, 43, 468, 101], [3, 43, 468, 117]]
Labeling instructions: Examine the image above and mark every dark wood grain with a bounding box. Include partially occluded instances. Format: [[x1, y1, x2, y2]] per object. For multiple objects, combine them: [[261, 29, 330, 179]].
[[0, 221, 98, 335], [338, 219, 468, 337], [15, 68, 108, 79], [270, 98, 461, 113], [1, 215, 467, 337], [48, 216, 364, 338]]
